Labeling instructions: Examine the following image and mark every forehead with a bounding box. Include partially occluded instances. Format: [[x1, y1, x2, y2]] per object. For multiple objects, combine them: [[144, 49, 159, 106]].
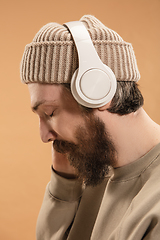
[[28, 83, 63, 105], [27, 83, 81, 114]]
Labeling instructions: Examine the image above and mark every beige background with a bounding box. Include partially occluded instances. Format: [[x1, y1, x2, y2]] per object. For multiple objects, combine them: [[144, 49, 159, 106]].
[[0, 0, 160, 239]]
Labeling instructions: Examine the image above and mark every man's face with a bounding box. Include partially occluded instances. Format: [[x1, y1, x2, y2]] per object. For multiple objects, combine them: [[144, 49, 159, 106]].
[[28, 83, 116, 187]]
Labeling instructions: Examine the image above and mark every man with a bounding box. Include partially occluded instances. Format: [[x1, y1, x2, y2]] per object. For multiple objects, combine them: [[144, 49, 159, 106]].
[[20, 15, 160, 239]]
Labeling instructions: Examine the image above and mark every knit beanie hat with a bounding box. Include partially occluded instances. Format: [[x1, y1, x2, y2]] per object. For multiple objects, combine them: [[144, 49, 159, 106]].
[[20, 15, 140, 84]]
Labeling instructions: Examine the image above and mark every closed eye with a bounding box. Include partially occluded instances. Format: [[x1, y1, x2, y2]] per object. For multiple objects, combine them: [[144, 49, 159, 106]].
[[49, 112, 54, 117]]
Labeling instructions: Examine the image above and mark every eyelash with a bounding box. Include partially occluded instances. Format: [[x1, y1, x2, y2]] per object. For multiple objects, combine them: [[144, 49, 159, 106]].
[[49, 112, 54, 117]]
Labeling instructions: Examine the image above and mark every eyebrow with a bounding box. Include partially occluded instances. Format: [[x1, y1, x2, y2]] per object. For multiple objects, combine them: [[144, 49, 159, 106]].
[[32, 100, 46, 112], [32, 100, 57, 112]]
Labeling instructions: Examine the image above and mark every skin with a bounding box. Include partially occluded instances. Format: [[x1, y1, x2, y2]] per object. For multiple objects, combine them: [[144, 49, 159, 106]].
[[28, 83, 160, 179], [28, 83, 85, 178]]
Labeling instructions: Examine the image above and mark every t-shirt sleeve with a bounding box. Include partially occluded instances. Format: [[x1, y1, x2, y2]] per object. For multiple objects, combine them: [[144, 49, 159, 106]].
[[36, 167, 83, 240]]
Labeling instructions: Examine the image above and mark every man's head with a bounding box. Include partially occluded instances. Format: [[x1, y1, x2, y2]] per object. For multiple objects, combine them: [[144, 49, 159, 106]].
[[21, 15, 143, 186], [28, 82, 116, 186]]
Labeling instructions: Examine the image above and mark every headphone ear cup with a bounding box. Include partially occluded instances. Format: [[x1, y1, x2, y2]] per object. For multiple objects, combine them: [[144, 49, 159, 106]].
[[71, 68, 83, 105], [71, 64, 117, 108], [65, 21, 117, 108]]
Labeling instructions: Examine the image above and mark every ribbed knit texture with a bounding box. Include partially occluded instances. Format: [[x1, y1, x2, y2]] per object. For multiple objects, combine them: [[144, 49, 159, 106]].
[[20, 15, 140, 84]]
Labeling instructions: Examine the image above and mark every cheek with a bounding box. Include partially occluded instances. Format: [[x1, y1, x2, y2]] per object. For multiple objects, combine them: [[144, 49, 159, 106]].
[[51, 112, 82, 141], [51, 114, 76, 141]]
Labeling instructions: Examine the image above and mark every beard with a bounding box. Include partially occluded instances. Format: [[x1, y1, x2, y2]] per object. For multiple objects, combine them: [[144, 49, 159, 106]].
[[53, 114, 116, 187]]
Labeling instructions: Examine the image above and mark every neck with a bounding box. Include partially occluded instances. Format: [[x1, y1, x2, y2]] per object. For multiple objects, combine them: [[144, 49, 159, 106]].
[[101, 108, 160, 167]]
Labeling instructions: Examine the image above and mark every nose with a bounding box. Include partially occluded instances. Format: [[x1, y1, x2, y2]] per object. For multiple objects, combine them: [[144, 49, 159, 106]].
[[39, 117, 57, 143]]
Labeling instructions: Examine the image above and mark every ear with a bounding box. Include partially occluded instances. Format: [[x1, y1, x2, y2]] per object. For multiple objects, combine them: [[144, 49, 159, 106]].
[[98, 100, 112, 111]]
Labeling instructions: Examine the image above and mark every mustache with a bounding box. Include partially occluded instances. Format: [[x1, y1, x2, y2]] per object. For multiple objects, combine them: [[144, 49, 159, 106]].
[[53, 139, 77, 154]]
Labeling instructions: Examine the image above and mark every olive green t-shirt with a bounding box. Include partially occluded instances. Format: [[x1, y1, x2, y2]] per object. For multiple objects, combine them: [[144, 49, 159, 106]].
[[36, 143, 160, 240]]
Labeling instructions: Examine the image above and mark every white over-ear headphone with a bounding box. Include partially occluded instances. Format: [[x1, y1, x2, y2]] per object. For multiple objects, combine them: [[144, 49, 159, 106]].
[[64, 21, 117, 108]]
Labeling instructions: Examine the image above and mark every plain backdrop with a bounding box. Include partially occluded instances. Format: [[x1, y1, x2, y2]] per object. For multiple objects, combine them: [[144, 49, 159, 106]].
[[0, 0, 160, 239]]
